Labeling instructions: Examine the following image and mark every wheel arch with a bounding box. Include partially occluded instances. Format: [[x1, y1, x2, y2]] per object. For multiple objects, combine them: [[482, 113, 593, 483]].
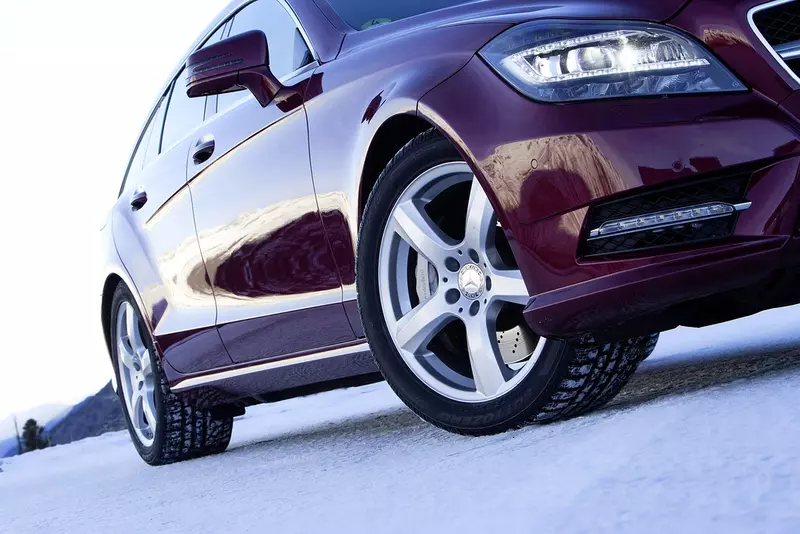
[[100, 263, 154, 392], [101, 273, 124, 362], [357, 113, 438, 223]]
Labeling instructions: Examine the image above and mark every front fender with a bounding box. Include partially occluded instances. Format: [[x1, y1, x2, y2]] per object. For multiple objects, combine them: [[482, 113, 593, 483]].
[[304, 21, 513, 291]]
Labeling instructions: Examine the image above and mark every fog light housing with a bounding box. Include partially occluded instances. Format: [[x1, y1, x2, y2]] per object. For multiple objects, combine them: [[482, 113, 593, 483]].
[[588, 202, 752, 239]]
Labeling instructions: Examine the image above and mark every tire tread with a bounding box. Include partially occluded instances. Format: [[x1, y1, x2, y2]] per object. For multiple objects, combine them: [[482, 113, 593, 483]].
[[111, 284, 232, 465]]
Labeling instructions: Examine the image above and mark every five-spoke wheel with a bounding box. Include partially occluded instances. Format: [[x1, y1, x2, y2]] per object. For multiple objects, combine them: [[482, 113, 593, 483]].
[[115, 301, 157, 447], [358, 129, 659, 435], [378, 162, 547, 402], [110, 285, 233, 464]]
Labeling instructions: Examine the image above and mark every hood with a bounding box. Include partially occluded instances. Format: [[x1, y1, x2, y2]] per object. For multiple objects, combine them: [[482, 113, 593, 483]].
[[341, 0, 691, 54]]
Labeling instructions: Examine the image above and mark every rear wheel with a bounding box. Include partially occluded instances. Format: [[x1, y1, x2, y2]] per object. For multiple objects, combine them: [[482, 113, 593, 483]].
[[111, 284, 232, 465], [357, 129, 658, 435]]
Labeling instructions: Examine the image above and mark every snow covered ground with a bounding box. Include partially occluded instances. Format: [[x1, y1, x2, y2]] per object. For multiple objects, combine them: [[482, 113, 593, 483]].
[[3, 307, 800, 534]]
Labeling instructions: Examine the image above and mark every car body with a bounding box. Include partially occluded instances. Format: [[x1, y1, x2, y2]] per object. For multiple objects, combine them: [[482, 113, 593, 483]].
[[101, 0, 800, 460]]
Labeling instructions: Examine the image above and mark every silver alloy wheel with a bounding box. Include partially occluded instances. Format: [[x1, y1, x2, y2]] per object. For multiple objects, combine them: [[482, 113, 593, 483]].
[[116, 302, 157, 446], [378, 162, 548, 403]]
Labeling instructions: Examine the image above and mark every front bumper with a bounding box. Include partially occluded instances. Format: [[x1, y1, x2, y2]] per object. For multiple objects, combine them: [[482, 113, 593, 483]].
[[419, 10, 800, 338]]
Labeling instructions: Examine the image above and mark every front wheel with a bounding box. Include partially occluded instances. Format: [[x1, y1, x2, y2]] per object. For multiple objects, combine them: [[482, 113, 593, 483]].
[[111, 284, 233, 465], [357, 129, 658, 435]]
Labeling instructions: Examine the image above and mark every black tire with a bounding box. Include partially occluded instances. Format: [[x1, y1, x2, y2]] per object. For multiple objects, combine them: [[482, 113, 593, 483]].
[[110, 284, 233, 465], [357, 129, 659, 435]]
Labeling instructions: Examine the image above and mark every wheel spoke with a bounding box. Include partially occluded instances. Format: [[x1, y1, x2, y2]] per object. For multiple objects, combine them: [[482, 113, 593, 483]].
[[140, 386, 157, 429], [117, 339, 136, 371], [125, 304, 147, 358], [140, 351, 152, 375], [130, 388, 144, 427], [116, 300, 158, 446], [464, 179, 496, 251], [124, 302, 136, 340], [465, 316, 508, 397], [395, 294, 454, 354], [488, 268, 530, 306], [392, 200, 456, 264]]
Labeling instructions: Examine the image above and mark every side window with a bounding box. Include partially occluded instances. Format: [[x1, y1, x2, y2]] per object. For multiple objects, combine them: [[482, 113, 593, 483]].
[[160, 67, 207, 153], [128, 121, 153, 177], [143, 96, 167, 168], [120, 95, 163, 194], [202, 23, 228, 51], [218, 0, 312, 111], [145, 24, 227, 158], [158, 24, 228, 154], [230, 0, 311, 77]]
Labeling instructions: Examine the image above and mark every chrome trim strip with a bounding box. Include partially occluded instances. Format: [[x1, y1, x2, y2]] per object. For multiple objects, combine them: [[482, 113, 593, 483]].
[[587, 201, 751, 240], [276, 0, 319, 63], [748, 0, 800, 86], [342, 285, 358, 302], [170, 342, 371, 392], [282, 60, 319, 83], [775, 40, 800, 59]]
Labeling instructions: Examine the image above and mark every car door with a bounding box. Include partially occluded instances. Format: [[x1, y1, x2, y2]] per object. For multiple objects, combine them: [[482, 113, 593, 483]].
[[113, 25, 235, 375], [186, 0, 356, 364]]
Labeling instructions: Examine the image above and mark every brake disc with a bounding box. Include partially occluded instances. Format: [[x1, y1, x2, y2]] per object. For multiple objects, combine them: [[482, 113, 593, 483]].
[[497, 325, 538, 365]]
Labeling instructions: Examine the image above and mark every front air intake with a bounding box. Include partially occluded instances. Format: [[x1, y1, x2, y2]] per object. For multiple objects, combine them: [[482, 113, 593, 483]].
[[581, 173, 751, 257]]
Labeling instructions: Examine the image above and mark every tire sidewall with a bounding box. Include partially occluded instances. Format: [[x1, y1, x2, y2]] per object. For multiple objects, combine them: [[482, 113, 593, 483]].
[[110, 284, 168, 463], [357, 131, 574, 434]]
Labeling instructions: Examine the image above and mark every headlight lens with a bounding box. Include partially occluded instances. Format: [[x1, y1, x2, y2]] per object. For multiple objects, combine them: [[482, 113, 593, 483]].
[[479, 21, 746, 103]]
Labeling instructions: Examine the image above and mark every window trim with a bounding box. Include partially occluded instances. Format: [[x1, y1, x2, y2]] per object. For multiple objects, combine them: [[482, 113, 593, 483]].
[[278, 0, 319, 63], [119, 0, 318, 197], [196, 1, 320, 117], [225, 0, 318, 66], [118, 93, 167, 196], [215, 58, 319, 115], [144, 91, 169, 170]]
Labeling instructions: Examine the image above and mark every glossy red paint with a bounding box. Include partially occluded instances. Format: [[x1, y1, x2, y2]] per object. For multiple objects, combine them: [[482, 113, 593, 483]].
[[416, 2, 800, 339], [111, 93, 231, 373], [218, 303, 356, 364], [303, 21, 515, 304], [102, 0, 800, 403], [419, 57, 800, 293], [672, 0, 797, 103], [186, 61, 354, 365]]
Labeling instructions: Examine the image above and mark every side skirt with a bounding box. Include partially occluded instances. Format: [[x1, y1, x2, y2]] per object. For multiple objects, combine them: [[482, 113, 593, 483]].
[[170, 340, 373, 393]]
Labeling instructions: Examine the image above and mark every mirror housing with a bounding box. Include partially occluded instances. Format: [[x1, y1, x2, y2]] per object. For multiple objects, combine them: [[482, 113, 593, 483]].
[[186, 30, 282, 107]]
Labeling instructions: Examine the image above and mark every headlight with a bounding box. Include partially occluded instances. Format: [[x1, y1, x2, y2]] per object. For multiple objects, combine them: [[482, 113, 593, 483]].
[[479, 21, 746, 103]]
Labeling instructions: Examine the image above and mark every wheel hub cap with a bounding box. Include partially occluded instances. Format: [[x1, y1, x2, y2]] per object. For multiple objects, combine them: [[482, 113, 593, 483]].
[[458, 263, 485, 300]]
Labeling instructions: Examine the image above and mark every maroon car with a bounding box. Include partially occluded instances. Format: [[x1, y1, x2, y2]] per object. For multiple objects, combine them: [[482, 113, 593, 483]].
[[101, 0, 800, 464]]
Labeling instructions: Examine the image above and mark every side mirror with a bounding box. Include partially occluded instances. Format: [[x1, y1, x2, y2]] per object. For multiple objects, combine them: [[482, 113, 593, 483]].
[[186, 30, 282, 107]]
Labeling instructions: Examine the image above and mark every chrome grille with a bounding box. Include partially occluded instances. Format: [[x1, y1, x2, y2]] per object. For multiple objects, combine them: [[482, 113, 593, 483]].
[[753, 1, 800, 45], [750, 0, 800, 84]]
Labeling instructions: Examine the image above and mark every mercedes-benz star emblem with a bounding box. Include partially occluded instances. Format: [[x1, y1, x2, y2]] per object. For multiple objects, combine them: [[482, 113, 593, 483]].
[[458, 263, 485, 300]]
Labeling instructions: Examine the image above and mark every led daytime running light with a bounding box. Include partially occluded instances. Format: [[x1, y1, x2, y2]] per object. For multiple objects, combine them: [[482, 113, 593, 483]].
[[503, 56, 709, 84], [588, 202, 751, 239], [522, 30, 641, 56]]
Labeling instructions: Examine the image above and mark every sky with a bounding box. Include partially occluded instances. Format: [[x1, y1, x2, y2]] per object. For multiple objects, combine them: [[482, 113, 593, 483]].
[[0, 0, 231, 421]]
